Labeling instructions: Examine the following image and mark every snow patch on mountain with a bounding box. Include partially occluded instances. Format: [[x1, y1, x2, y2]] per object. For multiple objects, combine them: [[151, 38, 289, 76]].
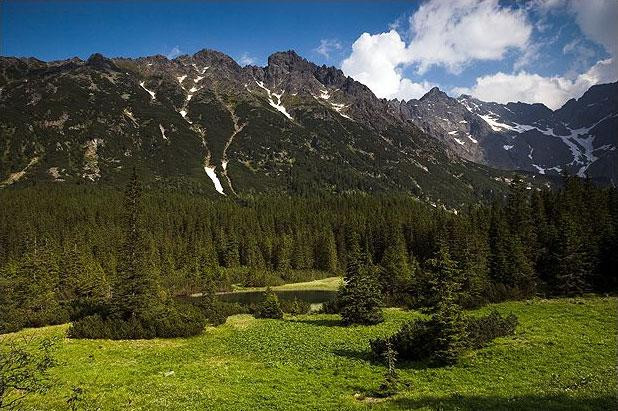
[[123, 108, 138, 126], [179, 109, 192, 123], [255, 81, 293, 120], [204, 166, 225, 195], [330, 102, 353, 120], [139, 81, 156, 100], [159, 124, 168, 141]]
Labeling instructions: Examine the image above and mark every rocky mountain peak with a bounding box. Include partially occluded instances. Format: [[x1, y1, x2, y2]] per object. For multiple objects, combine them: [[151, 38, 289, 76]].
[[193, 49, 240, 70], [267, 50, 315, 74], [86, 53, 119, 71], [420, 86, 449, 102]]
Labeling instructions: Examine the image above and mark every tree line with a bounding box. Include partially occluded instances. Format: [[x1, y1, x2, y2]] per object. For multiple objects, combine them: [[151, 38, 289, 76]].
[[0, 173, 616, 334]]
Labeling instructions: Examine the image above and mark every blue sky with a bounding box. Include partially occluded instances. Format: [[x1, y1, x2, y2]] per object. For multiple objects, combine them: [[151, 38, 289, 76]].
[[2, 0, 616, 108], [1, 1, 405, 63]]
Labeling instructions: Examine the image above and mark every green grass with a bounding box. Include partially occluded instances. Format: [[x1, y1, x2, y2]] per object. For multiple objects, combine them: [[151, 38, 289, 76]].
[[3, 297, 616, 410], [229, 276, 343, 293]]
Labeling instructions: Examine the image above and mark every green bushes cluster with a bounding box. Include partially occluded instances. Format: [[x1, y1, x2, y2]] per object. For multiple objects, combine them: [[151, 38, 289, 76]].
[[466, 310, 518, 348], [370, 310, 517, 365], [319, 298, 340, 314], [0, 299, 69, 335], [188, 298, 250, 326], [279, 298, 311, 315], [68, 304, 206, 339], [253, 288, 284, 319]]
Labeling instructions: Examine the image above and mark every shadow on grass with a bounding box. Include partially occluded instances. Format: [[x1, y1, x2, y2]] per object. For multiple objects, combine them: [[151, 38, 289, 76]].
[[388, 394, 615, 410], [288, 318, 342, 327]]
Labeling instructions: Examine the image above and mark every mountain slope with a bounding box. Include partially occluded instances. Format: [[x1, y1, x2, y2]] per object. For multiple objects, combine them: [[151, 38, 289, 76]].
[[395, 82, 617, 184], [0, 50, 518, 206]]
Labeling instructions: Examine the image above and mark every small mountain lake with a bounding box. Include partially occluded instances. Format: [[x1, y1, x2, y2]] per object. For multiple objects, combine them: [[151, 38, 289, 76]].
[[216, 289, 336, 305]]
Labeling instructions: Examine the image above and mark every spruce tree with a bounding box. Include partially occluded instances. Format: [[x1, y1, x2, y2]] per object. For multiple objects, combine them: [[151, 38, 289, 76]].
[[111, 169, 158, 319], [551, 215, 590, 295], [379, 227, 412, 301], [316, 229, 338, 273], [339, 235, 383, 325], [255, 287, 283, 319], [425, 244, 466, 365]]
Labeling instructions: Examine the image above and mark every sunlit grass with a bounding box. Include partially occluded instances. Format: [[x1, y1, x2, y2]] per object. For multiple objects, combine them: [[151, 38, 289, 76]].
[[230, 276, 343, 292], [3, 297, 615, 410]]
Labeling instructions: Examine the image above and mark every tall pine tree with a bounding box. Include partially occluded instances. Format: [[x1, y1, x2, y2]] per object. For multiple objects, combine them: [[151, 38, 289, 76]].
[[339, 235, 383, 325], [111, 169, 158, 319]]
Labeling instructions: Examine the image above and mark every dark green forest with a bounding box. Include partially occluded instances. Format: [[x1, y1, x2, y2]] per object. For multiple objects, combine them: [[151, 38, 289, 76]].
[[1, 174, 616, 334]]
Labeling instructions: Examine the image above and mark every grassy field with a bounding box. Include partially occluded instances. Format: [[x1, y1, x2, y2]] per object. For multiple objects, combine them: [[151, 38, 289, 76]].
[[229, 276, 343, 292], [3, 297, 616, 410]]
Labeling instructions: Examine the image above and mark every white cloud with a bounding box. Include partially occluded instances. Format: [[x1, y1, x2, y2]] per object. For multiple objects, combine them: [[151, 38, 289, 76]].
[[454, 0, 618, 109], [569, 0, 618, 56], [238, 52, 256, 66], [342, 31, 411, 98], [314, 39, 342, 59], [406, 0, 531, 74], [166, 46, 182, 59], [341, 0, 531, 100], [452, 58, 616, 109]]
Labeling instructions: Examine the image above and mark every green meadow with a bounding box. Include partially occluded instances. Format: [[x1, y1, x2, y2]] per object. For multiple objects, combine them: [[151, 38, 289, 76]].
[[3, 296, 616, 410]]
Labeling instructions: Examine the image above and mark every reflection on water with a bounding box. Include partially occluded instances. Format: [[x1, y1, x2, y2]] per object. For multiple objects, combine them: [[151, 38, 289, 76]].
[[216, 289, 336, 304]]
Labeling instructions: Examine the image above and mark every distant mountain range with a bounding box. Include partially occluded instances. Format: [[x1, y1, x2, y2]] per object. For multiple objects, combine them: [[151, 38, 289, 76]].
[[0, 49, 615, 205], [391, 82, 617, 183]]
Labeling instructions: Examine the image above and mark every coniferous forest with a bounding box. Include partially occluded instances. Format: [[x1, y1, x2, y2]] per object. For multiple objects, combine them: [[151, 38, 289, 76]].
[[1, 174, 616, 335]]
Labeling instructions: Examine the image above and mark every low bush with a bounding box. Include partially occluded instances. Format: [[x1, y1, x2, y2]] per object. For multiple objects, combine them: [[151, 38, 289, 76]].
[[0, 337, 58, 409], [0, 307, 25, 334], [189, 299, 250, 326], [466, 310, 518, 348], [319, 298, 340, 314], [254, 288, 283, 319], [371, 310, 518, 364], [370, 318, 437, 363], [279, 298, 311, 315], [68, 304, 206, 339], [25, 304, 70, 329]]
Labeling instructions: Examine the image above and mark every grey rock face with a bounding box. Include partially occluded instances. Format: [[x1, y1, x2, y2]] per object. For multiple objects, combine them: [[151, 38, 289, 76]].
[[396, 83, 617, 184]]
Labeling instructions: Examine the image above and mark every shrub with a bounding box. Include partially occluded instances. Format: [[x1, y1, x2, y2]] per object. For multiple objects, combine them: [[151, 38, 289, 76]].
[[68, 304, 206, 339], [189, 298, 249, 326], [370, 318, 437, 363], [0, 306, 25, 334], [254, 288, 283, 319], [280, 298, 310, 315], [0, 337, 58, 409], [25, 304, 70, 329], [319, 298, 340, 314], [466, 310, 518, 349], [371, 311, 518, 365], [65, 297, 110, 321]]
